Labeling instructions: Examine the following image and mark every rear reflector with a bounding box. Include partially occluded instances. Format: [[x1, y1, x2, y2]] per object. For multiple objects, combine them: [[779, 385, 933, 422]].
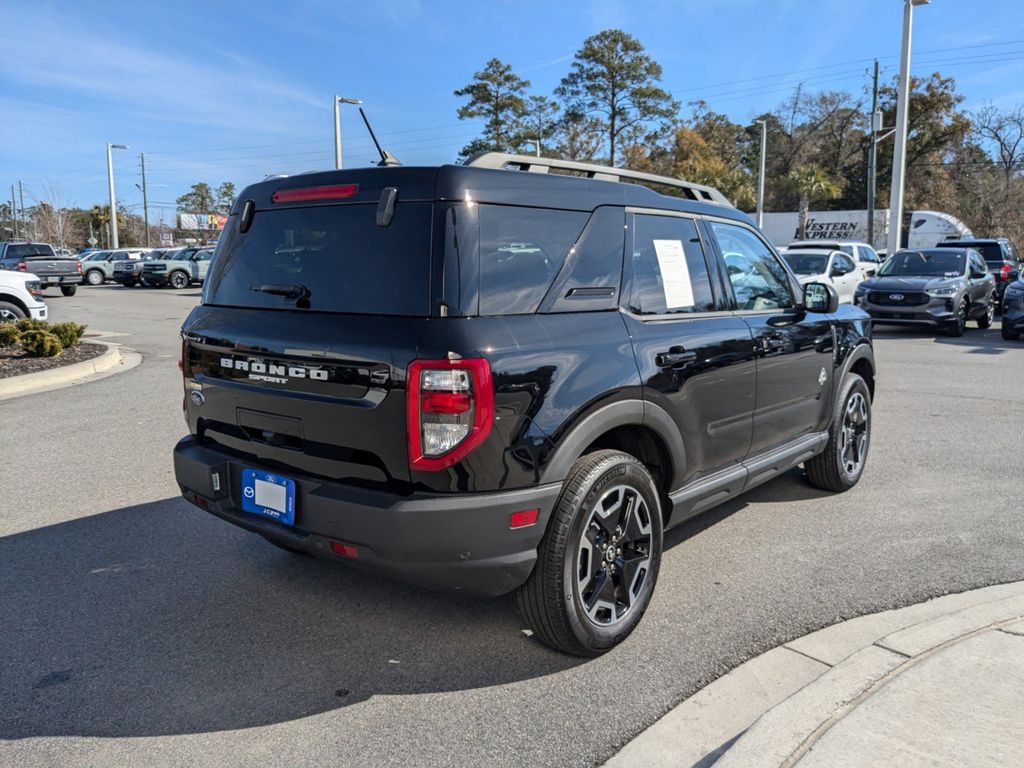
[[272, 184, 359, 204], [510, 509, 539, 529], [330, 541, 359, 558]]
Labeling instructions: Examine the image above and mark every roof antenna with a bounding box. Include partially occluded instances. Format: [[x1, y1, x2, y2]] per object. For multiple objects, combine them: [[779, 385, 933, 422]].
[[359, 108, 402, 167]]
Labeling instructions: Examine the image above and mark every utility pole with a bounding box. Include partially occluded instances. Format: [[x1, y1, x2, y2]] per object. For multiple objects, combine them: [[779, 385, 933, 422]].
[[867, 60, 879, 247], [755, 120, 768, 229], [535, 137, 541, 157], [10, 185, 18, 239], [18, 181, 28, 240], [887, 0, 929, 256], [140, 153, 150, 247], [106, 142, 128, 248]]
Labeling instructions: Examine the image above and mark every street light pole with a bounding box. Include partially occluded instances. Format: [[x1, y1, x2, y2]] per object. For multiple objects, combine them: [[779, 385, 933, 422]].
[[333, 95, 363, 169], [106, 142, 129, 248], [755, 120, 767, 229], [140, 153, 150, 247], [887, 0, 929, 256]]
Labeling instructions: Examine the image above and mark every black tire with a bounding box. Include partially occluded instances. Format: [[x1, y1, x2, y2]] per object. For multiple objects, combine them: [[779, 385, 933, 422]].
[[169, 270, 190, 289], [0, 301, 26, 321], [1002, 324, 1021, 341], [977, 300, 994, 329], [85, 269, 104, 286], [805, 373, 871, 493], [945, 300, 968, 337], [516, 449, 663, 657], [60, 285, 77, 297]]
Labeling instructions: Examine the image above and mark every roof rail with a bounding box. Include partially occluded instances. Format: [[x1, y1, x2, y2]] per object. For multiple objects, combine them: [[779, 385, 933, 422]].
[[465, 152, 731, 206]]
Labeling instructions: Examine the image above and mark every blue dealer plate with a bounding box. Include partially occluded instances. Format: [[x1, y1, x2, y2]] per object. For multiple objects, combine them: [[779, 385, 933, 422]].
[[240, 469, 296, 526]]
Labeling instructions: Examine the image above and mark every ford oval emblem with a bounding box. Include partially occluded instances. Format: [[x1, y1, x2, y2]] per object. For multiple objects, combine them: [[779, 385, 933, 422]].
[[189, 391, 205, 406], [889, 293, 904, 301]]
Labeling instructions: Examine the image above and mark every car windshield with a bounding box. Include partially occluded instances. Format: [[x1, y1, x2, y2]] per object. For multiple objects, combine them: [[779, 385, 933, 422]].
[[783, 253, 829, 275], [878, 250, 966, 277]]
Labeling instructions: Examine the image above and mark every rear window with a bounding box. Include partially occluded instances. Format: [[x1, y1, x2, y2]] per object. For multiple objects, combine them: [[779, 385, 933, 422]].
[[783, 253, 829, 275], [204, 203, 433, 315], [478, 205, 588, 315], [939, 242, 1002, 263], [8, 244, 56, 259]]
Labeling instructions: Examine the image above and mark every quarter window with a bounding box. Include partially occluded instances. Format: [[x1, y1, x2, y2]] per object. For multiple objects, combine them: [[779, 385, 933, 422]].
[[708, 221, 794, 311], [628, 215, 714, 315]]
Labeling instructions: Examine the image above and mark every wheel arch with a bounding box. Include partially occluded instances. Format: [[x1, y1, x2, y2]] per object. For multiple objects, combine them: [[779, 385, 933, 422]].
[[0, 292, 30, 316], [841, 343, 875, 400]]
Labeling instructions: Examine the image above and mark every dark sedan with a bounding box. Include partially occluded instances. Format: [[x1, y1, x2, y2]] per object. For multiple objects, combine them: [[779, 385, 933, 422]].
[[855, 248, 996, 337]]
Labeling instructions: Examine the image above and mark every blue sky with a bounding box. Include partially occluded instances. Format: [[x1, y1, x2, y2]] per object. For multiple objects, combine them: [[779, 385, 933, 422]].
[[2, 0, 1024, 222]]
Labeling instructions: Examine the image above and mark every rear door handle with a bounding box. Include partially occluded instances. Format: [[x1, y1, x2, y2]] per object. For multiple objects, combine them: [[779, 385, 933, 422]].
[[655, 347, 697, 367]]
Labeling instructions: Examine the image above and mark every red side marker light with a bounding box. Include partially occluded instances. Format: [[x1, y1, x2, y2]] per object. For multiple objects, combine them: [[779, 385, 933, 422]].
[[510, 509, 539, 529], [272, 184, 359, 204], [330, 541, 360, 558]]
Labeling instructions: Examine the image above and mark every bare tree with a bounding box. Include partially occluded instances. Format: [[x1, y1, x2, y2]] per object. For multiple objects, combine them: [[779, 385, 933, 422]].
[[31, 179, 79, 251], [972, 103, 1024, 188]]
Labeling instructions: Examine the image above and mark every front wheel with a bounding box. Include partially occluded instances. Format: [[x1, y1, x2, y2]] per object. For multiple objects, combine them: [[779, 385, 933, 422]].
[[0, 301, 26, 321], [805, 373, 872, 493], [60, 285, 77, 297], [516, 450, 663, 657], [169, 271, 190, 289], [977, 300, 994, 329], [945, 300, 968, 337]]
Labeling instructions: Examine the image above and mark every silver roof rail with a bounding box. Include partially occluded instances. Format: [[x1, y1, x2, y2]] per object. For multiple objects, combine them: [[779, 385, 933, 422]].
[[465, 152, 731, 206]]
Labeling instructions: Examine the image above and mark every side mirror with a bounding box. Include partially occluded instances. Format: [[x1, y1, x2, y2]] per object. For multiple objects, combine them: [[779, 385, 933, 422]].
[[803, 281, 839, 313], [830, 266, 847, 277], [1010, 269, 1020, 282], [970, 269, 986, 280]]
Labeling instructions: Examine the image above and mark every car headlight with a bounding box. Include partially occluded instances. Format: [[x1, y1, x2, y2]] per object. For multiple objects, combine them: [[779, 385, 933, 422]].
[[927, 286, 958, 297]]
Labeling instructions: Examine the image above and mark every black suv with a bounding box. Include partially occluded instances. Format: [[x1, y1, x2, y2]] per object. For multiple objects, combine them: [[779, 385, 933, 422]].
[[935, 238, 1020, 305], [173, 154, 875, 656]]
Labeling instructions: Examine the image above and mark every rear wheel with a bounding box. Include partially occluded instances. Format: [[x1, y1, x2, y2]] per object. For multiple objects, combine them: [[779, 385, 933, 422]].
[[805, 373, 871, 492], [977, 300, 994, 329], [517, 450, 663, 657], [60, 285, 77, 297], [86, 269, 104, 286], [0, 301, 26, 321], [169, 271, 190, 289], [946, 300, 968, 337]]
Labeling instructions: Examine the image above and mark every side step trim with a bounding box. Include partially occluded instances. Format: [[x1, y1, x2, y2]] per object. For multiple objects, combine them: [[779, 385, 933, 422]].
[[667, 432, 828, 528]]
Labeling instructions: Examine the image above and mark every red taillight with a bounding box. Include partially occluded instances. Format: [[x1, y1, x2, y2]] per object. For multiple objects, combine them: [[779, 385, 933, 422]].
[[76, 260, 83, 273], [510, 509, 539, 529], [1000, 264, 1012, 281], [272, 184, 359, 204], [16, 261, 27, 272], [406, 358, 493, 471], [330, 541, 359, 558]]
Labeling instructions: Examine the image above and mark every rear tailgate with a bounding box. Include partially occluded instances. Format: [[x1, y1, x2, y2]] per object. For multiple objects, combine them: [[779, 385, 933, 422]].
[[184, 308, 424, 486], [23, 256, 80, 277]]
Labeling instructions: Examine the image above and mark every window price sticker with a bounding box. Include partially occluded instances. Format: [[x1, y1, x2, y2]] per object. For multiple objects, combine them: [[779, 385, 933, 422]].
[[653, 239, 695, 309]]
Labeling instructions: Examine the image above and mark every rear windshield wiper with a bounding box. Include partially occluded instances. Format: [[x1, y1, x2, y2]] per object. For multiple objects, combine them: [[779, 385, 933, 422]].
[[250, 283, 311, 301]]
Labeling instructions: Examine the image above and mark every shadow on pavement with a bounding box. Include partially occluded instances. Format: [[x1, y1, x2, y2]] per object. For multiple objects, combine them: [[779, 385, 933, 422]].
[[873, 323, 1022, 354], [0, 498, 579, 739]]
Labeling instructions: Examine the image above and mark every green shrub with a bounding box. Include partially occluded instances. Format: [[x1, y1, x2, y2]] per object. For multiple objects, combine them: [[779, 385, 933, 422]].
[[0, 323, 21, 346], [15, 318, 47, 333], [49, 321, 87, 348], [20, 329, 64, 357]]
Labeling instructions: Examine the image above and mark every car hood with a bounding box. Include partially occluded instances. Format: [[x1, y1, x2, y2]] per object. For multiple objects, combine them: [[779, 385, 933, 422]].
[[0, 271, 40, 288], [861, 276, 961, 292]]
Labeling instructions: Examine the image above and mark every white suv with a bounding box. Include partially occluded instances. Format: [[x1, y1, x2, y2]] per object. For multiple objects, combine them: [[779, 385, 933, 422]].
[[0, 270, 48, 321], [787, 240, 882, 279]]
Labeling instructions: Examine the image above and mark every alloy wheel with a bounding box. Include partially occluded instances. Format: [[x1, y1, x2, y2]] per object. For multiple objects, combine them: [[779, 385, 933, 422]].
[[575, 484, 653, 627], [0, 308, 18, 321], [840, 391, 869, 476]]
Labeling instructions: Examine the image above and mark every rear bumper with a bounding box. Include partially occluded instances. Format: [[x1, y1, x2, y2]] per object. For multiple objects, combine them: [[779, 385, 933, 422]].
[[173, 436, 561, 596], [40, 276, 82, 287]]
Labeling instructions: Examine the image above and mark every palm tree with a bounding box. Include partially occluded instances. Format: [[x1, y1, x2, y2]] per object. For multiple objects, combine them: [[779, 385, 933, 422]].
[[785, 164, 841, 239]]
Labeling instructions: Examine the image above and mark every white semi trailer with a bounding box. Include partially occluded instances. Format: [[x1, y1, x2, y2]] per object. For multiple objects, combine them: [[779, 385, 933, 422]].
[[760, 209, 972, 253]]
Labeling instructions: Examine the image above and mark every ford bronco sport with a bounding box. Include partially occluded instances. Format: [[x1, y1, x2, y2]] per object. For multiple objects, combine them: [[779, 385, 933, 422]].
[[174, 154, 875, 656]]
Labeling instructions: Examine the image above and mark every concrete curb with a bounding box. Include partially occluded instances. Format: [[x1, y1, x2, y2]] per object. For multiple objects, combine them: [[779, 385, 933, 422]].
[[605, 581, 1024, 768], [0, 340, 142, 401]]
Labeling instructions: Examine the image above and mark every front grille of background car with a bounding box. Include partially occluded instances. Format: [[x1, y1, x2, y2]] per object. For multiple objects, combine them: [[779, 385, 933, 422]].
[[868, 291, 929, 306]]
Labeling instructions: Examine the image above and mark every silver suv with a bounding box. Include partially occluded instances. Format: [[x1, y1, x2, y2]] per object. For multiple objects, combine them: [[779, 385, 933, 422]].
[[855, 248, 996, 337]]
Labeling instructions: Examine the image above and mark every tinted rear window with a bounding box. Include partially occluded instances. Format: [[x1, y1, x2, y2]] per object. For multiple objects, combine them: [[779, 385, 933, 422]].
[[7, 244, 56, 259], [204, 203, 433, 315], [940, 242, 1002, 263], [478, 205, 588, 315], [783, 253, 829, 275]]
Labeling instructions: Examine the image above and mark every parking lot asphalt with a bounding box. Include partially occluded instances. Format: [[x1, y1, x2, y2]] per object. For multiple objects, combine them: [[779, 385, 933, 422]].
[[1, 284, 1022, 768]]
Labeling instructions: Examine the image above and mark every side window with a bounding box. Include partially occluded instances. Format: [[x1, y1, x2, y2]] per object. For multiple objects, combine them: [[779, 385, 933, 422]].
[[628, 215, 714, 315], [708, 221, 795, 311], [833, 254, 856, 274], [859, 246, 879, 263], [478, 205, 587, 315], [544, 207, 624, 313]]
